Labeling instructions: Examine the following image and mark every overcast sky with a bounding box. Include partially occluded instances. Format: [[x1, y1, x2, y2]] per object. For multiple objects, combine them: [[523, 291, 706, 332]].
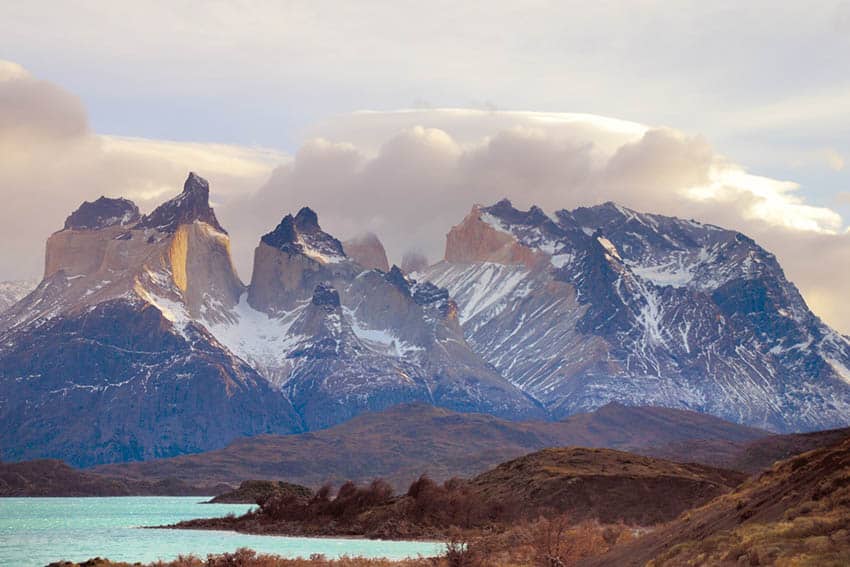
[[2, 1, 850, 330]]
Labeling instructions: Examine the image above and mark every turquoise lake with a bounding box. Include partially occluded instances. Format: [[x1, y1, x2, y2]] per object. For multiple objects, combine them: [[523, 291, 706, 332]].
[[0, 497, 443, 566]]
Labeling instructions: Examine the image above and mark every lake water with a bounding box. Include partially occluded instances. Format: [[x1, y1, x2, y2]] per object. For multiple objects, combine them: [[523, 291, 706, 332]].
[[0, 497, 443, 566]]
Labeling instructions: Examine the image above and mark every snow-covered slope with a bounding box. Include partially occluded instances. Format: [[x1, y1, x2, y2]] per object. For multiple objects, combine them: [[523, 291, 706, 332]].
[[421, 200, 850, 432]]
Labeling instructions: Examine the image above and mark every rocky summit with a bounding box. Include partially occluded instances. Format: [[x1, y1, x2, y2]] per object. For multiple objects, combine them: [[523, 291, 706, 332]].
[[1, 179, 849, 467]]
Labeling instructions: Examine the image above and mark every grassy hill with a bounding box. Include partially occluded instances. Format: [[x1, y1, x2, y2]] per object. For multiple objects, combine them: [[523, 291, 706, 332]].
[[584, 432, 850, 566]]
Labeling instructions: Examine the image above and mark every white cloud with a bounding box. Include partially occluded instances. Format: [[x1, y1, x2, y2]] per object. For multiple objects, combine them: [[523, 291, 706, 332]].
[[228, 109, 850, 332], [0, 60, 286, 281]]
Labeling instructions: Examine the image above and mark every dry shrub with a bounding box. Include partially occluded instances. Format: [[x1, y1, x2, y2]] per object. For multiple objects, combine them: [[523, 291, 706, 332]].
[[404, 475, 520, 530], [442, 536, 481, 567], [257, 479, 395, 524]]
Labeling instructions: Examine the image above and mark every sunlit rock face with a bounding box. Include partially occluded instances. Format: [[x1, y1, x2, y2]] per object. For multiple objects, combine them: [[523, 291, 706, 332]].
[[423, 200, 850, 433], [343, 232, 390, 272], [0, 173, 301, 466], [445, 201, 549, 270]]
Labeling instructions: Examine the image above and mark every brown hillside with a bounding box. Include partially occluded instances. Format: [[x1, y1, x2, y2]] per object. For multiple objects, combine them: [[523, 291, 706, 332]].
[[168, 445, 746, 541], [583, 432, 850, 566], [468, 447, 746, 525], [93, 402, 765, 490], [646, 426, 850, 474], [0, 459, 227, 496]]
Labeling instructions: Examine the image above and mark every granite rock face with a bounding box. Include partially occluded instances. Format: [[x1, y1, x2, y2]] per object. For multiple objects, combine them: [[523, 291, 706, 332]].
[[343, 232, 390, 272]]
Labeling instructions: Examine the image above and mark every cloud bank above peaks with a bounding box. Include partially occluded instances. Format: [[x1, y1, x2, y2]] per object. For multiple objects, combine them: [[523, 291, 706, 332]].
[[3, 61, 850, 333], [0, 60, 286, 280], [225, 109, 850, 332]]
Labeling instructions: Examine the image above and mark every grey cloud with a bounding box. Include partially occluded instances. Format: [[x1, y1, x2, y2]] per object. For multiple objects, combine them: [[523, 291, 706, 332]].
[[0, 64, 87, 141]]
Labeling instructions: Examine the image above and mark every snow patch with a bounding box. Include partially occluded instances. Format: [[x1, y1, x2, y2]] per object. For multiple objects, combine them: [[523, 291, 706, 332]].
[[480, 212, 513, 235], [298, 235, 346, 264], [206, 293, 307, 369], [345, 309, 423, 357], [596, 236, 622, 261], [135, 285, 191, 338], [824, 356, 850, 385]]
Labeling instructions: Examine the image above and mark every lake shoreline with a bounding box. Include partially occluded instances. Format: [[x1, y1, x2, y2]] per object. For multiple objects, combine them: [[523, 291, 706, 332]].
[[152, 522, 446, 544], [0, 497, 443, 567]]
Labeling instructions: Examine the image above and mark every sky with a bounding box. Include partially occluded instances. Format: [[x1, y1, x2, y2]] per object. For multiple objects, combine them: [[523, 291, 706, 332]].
[[2, 1, 850, 330]]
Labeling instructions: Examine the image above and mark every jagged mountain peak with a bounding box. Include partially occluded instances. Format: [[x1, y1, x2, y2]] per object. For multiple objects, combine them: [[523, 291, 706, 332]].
[[15, 172, 244, 330], [423, 199, 850, 432], [261, 214, 298, 249], [137, 172, 226, 234], [444, 200, 560, 268], [185, 171, 208, 191], [294, 207, 320, 231], [260, 208, 345, 263], [384, 265, 411, 293], [481, 199, 555, 228], [63, 196, 140, 231]]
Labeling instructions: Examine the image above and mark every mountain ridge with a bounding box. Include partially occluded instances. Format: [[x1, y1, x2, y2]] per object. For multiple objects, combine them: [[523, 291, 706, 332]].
[[422, 199, 850, 432]]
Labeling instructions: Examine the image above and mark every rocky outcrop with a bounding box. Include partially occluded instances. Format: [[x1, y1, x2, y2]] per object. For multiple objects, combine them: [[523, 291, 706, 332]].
[[444, 201, 548, 269], [63, 196, 140, 230], [137, 172, 225, 233], [247, 208, 356, 314], [343, 232, 390, 271]]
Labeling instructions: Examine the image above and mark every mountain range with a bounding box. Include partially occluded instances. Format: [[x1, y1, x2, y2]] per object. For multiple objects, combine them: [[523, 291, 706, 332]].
[[2, 172, 849, 466]]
